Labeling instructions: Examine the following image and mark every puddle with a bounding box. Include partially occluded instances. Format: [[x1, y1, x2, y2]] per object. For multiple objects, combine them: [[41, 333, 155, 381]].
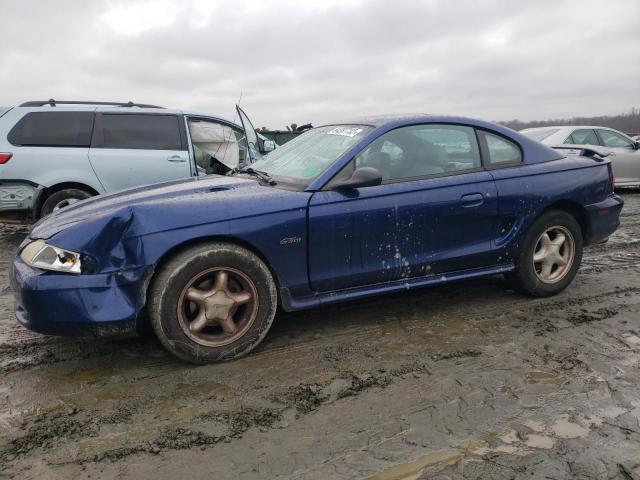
[[65, 368, 111, 383], [522, 419, 546, 432], [526, 370, 561, 384], [623, 334, 640, 347], [498, 428, 519, 444], [458, 439, 489, 453], [365, 449, 463, 480], [551, 416, 590, 438], [493, 444, 521, 454], [525, 434, 555, 449]]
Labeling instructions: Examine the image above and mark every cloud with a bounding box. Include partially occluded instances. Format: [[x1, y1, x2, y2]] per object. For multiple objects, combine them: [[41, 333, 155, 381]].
[[0, 0, 638, 128]]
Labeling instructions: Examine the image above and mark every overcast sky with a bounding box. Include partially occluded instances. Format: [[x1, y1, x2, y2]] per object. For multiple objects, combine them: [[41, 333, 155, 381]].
[[0, 0, 638, 129]]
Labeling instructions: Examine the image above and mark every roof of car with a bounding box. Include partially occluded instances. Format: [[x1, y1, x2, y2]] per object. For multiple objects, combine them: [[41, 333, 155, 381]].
[[10, 104, 239, 126], [323, 115, 539, 142], [334, 113, 432, 127]]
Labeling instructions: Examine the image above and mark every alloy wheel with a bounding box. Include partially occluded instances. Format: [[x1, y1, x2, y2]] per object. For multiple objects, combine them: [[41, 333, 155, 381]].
[[177, 267, 258, 347], [532, 225, 575, 284]]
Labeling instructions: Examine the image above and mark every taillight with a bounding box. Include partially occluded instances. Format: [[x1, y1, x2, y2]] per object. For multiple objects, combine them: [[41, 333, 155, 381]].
[[0, 153, 12, 164], [609, 165, 615, 192]]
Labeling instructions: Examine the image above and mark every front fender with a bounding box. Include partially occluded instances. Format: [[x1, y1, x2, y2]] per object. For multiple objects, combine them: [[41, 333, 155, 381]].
[[46, 204, 312, 301]]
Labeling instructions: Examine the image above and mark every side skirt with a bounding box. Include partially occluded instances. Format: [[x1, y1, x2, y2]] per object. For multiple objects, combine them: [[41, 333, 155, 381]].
[[279, 263, 515, 312]]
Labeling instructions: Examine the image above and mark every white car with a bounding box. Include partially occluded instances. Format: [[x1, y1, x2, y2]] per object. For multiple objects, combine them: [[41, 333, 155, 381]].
[[521, 126, 640, 187]]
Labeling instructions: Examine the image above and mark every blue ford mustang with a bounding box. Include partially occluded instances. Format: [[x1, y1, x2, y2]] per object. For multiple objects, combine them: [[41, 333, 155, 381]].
[[10, 115, 623, 363]]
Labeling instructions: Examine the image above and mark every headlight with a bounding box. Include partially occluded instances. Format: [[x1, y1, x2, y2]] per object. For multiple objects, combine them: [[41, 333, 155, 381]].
[[20, 240, 83, 274]]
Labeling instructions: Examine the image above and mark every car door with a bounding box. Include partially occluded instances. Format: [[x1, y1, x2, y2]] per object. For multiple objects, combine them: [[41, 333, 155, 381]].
[[89, 112, 190, 192], [596, 129, 640, 185], [307, 124, 499, 292], [236, 105, 262, 164], [236, 105, 276, 165]]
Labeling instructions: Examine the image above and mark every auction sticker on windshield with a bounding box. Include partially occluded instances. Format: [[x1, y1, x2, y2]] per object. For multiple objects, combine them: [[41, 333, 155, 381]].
[[327, 127, 363, 137]]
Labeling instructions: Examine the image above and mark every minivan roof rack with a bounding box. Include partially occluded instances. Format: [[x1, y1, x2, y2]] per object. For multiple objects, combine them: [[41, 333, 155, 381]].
[[19, 99, 164, 109]]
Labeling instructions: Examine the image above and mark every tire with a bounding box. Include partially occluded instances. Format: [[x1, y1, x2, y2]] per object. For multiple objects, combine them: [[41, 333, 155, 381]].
[[148, 242, 277, 364], [40, 188, 92, 217], [510, 210, 583, 297]]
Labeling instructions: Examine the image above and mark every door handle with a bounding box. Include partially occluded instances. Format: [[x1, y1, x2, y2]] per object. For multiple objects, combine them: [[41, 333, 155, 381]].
[[167, 155, 187, 163], [460, 193, 484, 207]]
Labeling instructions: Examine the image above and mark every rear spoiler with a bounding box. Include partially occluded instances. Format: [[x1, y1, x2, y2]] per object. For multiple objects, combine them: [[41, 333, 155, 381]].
[[551, 144, 612, 161]]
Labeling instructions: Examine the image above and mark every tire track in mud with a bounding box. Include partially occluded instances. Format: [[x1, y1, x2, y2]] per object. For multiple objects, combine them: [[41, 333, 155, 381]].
[[1, 351, 481, 466], [0, 279, 638, 375], [2, 288, 636, 467]]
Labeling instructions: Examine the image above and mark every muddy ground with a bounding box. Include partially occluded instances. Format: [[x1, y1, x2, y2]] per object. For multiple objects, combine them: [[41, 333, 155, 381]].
[[1, 192, 640, 480]]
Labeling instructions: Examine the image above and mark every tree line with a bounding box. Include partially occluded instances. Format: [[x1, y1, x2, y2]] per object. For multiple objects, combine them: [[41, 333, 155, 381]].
[[499, 107, 640, 135]]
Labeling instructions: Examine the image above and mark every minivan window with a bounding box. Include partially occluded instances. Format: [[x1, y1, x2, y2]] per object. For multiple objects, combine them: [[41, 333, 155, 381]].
[[8, 112, 94, 147], [102, 114, 182, 150]]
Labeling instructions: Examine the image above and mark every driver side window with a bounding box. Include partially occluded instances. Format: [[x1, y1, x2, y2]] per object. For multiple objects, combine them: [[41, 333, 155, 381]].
[[327, 124, 481, 188]]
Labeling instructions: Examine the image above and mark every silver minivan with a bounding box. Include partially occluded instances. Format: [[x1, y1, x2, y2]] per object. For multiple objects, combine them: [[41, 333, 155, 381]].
[[0, 100, 273, 222]]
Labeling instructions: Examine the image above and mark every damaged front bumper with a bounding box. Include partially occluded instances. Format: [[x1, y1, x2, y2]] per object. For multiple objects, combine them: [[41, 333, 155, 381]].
[[10, 256, 152, 337]]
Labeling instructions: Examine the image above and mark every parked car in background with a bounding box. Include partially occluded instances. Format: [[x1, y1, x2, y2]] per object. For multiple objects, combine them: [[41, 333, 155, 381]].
[[11, 114, 623, 363], [521, 126, 640, 187], [0, 100, 275, 222]]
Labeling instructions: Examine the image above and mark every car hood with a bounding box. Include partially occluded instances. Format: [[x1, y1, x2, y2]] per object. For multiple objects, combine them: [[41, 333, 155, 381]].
[[30, 175, 309, 242]]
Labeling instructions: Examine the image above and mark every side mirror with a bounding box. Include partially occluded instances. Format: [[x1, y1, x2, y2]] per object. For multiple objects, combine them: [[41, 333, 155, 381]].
[[634, 141, 640, 150], [333, 167, 382, 190], [262, 140, 276, 153]]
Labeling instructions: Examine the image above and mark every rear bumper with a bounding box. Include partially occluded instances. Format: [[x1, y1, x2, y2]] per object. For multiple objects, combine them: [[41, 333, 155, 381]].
[[10, 256, 151, 337], [585, 193, 624, 245]]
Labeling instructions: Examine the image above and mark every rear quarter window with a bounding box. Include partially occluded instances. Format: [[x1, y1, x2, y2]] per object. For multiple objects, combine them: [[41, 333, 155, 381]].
[[101, 114, 182, 150], [8, 111, 94, 147], [479, 131, 522, 167]]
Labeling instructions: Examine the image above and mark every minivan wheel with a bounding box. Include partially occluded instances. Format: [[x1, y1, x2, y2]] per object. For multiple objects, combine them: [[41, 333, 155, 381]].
[[148, 243, 277, 363], [40, 188, 92, 217], [510, 211, 583, 297]]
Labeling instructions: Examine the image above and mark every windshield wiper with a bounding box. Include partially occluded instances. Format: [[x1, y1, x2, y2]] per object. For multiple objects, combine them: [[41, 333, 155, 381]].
[[234, 167, 277, 185]]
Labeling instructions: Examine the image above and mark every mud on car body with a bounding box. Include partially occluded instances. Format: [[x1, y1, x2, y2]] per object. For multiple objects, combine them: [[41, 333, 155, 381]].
[[11, 114, 623, 363], [0, 100, 274, 222]]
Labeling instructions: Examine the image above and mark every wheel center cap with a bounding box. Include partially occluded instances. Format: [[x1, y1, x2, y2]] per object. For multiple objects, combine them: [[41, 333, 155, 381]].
[[203, 290, 236, 321]]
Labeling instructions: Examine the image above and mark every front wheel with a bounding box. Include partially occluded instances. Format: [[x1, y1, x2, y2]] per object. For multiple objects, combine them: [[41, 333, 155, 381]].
[[510, 211, 583, 297], [148, 243, 277, 363]]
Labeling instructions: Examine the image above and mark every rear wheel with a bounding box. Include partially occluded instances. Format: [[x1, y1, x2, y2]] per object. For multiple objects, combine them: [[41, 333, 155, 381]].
[[40, 188, 92, 217], [148, 243, 277, 363], [510, 211, 583, 297]]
